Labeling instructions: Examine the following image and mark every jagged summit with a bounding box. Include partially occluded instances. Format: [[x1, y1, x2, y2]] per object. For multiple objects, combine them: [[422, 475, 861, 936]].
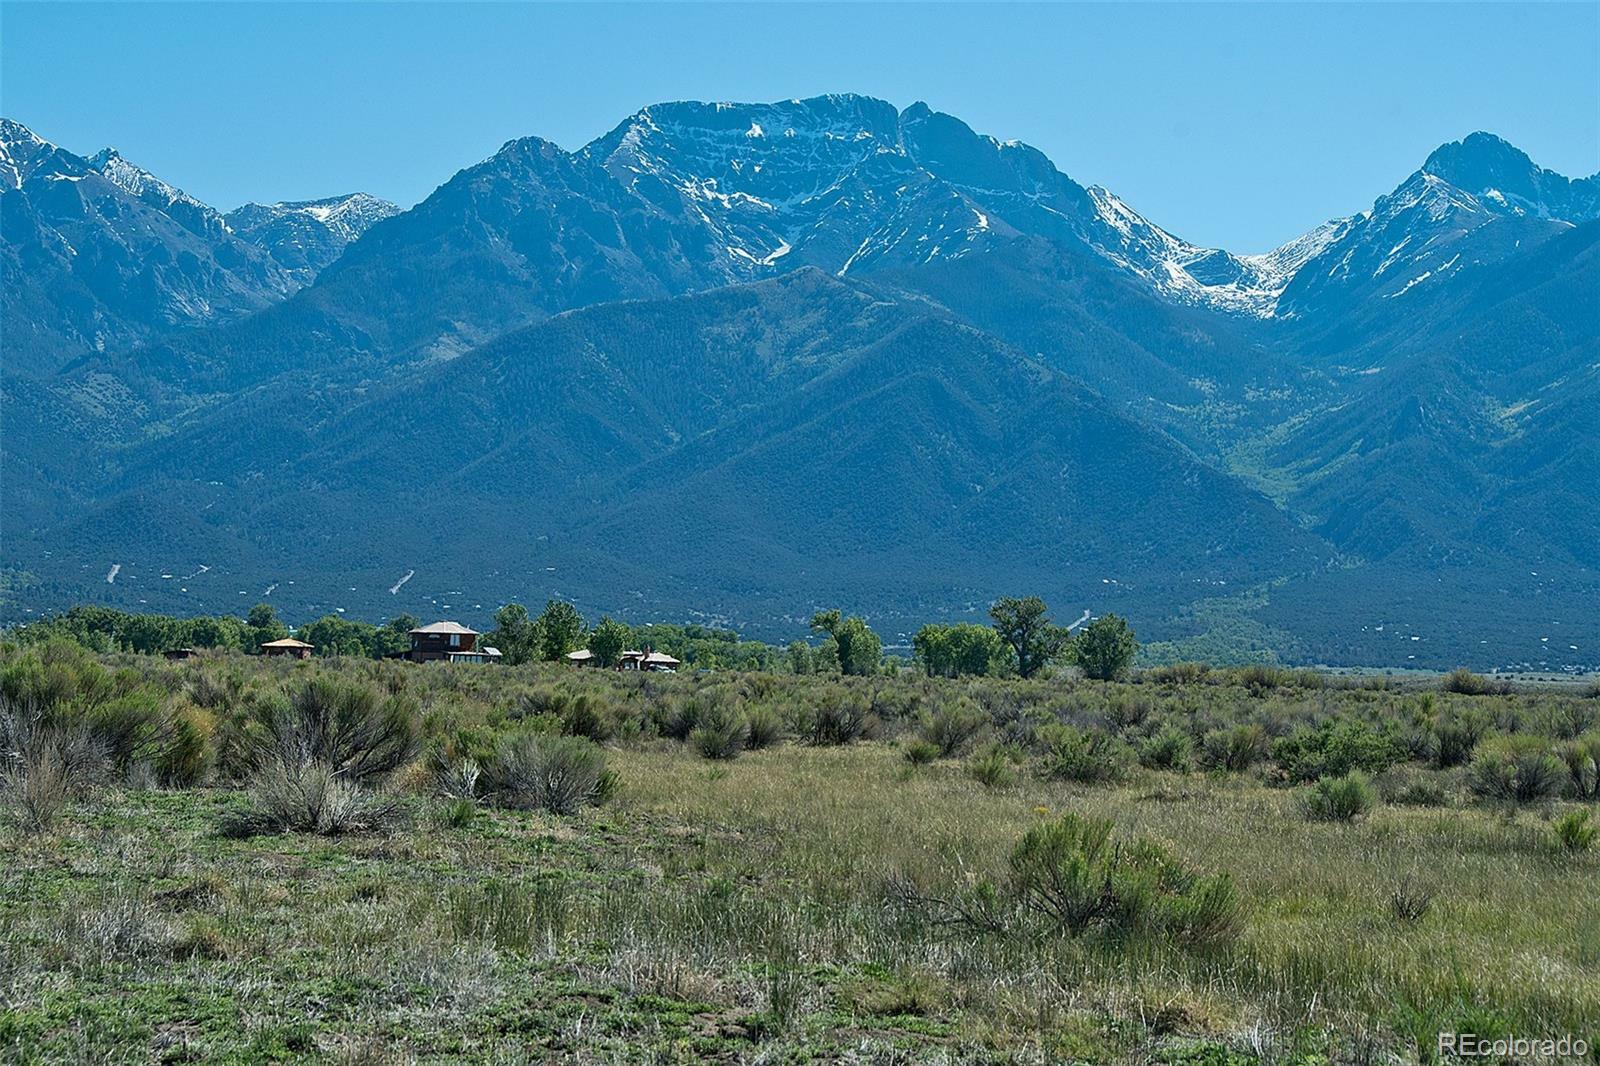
[[1421, 130, 1600, 222], [6, 101, 1595, 668], [0, 118, 81, 189], [223, 193, 400, 282], [89, 146, 230, 240]]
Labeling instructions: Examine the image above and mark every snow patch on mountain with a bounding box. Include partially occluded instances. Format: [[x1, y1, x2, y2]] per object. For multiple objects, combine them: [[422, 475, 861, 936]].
[[90, 148, 230, 240], [1083, 186, 1349, 316], [229, 193, 400, 243], [0, 118, 65, 189]]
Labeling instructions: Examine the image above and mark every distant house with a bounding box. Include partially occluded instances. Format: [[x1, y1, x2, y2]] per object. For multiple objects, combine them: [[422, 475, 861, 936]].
[[566, 643, 678, 669], [164, 647, 201, 661], [567, 647, 680, 671], [407, 621, 498, 664], [260, 638, 314, 659], [621, 648, 681, 672]]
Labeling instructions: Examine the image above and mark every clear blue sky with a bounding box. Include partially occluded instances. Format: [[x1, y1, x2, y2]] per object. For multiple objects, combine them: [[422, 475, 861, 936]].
[[3, 2, 1596, 252]]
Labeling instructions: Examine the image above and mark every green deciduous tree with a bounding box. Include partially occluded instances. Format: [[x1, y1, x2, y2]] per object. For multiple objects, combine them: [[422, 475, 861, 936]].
[[810, 610, 882, 677], [487, 604, 540, 665], [371, 614, 418, 659], [1073, 614, 1138, 681], [989, 597, 1067, 679], [587, 617, 629, 668], [246, 603, 289, 649], [913, 622, 1006, 678], [537, 600, 586, 662], [297, 615, 373, 658]]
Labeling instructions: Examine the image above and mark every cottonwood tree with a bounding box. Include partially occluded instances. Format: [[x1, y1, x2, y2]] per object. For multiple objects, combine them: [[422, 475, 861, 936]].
[[247, 603, 289, 647], [371, 614, 418, 659], [913, 622, 1006, 678], [537, 600, 586, 662], [1073, 614, 1138, 681], [587, 617, 629, 668], [810, 609, 882, 676], [488, 604, 540, 665], [989, 596, 1068, 679]]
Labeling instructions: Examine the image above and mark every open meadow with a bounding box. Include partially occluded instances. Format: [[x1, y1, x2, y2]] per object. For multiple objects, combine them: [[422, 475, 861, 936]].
[[2, 643, 1597, 1063]]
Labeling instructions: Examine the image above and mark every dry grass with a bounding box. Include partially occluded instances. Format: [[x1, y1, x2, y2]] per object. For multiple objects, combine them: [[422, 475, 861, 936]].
[[2, 644, 1596, 1060]]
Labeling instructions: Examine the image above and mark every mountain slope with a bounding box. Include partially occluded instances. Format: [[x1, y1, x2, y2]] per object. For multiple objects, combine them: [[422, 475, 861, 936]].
[[1276, 133, 1599, 343], [224, 194, 399, 283], [8, 271, 1329, 636], [0, 120, 295, 374], [3, 102, 1595, 669], [98, 95, 1303, 398]]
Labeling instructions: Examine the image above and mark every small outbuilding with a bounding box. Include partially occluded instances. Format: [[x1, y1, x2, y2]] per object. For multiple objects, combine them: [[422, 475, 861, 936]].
[[447, 645, 503, 664], [620, 648, 681, 672], [164, 647, 201, 662], [260, 638, 314, 660]]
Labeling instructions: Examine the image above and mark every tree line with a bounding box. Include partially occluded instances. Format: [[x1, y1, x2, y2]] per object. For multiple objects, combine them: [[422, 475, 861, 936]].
[[6, 596, 1139, 680]]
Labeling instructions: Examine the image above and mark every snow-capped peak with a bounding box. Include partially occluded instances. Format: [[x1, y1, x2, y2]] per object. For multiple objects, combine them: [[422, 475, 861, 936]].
[[228, 193, 399, 243], [0, 118, 76, 189], [1420, 131, 1600, 223], [89, 147, 230, 239]]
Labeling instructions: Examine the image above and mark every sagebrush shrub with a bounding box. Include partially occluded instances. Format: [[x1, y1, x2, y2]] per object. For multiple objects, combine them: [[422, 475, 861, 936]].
[[743, 706, 783, 750], [1142, 662, 1210, 685], [1036, 725, 1132, 784], [431, 755, 482, 801], [483, 733, 614, 814], [250, 677, 418, 784], [1007, 813, 1240, 948], [690, 702, 746, 760], [1233, 664, 1297, 695], [1376, 766, 1450, 807], [1469, 736, 1566, 807], [1301, 771, 1378, 822], [558, 693, 615, 742], [1558, 732, 1600, 800], [658, 694, 705, 741], [1138, 726, 1194, 773], [1441, 668, 1510, 696], [919, 698, 987, 758], [0, 703, 108, 833], [86, 690, 212, 785], [1274, 718, 1404, 783], [1434, 710, 1489, 769], [800, 689, 868, 746], [967, 746, 1017, 789], [226, 758, 406, 836], [1199, 724, 1269, 773]]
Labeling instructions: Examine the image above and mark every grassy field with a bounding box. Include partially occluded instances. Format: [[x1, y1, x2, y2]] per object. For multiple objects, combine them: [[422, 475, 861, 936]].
[[1, 646, 1597, 1063]]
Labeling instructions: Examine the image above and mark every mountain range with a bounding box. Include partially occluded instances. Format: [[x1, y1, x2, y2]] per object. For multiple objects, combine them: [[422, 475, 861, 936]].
[[2, 97, 1596, 670]]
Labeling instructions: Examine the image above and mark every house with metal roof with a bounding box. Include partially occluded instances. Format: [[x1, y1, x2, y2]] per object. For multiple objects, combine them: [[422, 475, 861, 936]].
[[260, 638, 314, 659], [405, 621, 493, 663], [566, 646, 680, 671]]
